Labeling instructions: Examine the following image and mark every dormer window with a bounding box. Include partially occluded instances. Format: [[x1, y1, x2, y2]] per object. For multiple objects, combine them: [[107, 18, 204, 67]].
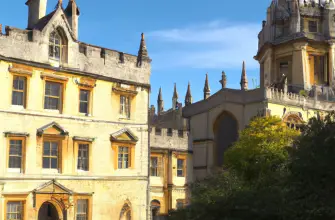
[[49, 31, 61, 61]]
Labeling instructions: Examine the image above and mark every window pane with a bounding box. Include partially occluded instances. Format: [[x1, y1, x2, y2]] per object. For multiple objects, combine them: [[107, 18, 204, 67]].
[[76, 200, 88, 220], [43, 157, 50, 168], [44, 97, 59, 110], [80, 90, 89, 101], [51, 142, 58, 156], [51, 158, 58, 169], [12, 91, 24, 106], [79, 102, 88, 114]]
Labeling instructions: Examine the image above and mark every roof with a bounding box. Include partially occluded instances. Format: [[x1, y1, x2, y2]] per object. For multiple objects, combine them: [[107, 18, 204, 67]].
[[33, 10, 57, 31]]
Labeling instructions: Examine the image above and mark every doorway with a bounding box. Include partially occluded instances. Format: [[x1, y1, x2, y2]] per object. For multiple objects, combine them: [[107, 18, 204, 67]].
[[38, 202, 59, 220]]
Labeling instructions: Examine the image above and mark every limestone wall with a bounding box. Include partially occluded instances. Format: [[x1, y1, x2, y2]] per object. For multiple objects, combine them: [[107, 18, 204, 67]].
[[0, 7, 150, 86]]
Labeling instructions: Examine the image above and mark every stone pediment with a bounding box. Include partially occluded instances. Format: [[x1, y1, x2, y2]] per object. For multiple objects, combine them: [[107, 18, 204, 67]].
[[110, 128, 138, 143], [33, 180, 73, 195], [37, 121, 69, 136]]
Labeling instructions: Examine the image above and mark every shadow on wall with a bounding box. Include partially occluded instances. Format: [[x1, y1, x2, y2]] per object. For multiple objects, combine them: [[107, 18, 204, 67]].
[[213, 111, 239, 167]]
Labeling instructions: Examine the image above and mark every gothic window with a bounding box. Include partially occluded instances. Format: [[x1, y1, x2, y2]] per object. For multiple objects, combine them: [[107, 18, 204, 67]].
[[49, 31, 62, 61]]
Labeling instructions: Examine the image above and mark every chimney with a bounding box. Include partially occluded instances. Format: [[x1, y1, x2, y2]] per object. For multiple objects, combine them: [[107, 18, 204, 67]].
[[65, 0, 80, 39], [26, 0, 47, 29]]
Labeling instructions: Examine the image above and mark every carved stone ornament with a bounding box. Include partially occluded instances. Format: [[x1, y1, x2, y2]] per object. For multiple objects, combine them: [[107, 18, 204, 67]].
[[75, 77, 97, 88]]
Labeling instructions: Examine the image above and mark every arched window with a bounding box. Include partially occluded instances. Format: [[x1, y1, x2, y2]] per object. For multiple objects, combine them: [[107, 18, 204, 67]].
[[49, 31, 62, 61], [119, 203, 131, 220], [151, 200, 161, 219]]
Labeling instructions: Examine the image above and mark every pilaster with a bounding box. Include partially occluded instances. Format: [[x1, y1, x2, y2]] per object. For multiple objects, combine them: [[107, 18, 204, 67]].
[[292, 42, 308, 90], [0, 182, 4, 220], [329, 42, 335, 87]]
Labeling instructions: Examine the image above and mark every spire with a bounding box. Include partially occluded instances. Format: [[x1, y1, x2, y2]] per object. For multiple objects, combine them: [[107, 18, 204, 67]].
[[158, 87, 163, 101], [204, 73, 211, 99], [220, 71, 227, 88], [137, 33, 149, 67], [65, 0, 80, 39], [55, 0, 63, 9], [185, 82, 193, 106], [240, 61, 248, 91], [173, 83, 179, 99], [157, 87, 164, 115], [172, 83, 179, 110]]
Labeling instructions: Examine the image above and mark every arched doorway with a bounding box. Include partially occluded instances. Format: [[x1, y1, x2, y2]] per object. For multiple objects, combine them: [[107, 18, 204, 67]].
[[151, 200, 161, 220], [213, 111, 239, 166], [38, 202, 59, 220]]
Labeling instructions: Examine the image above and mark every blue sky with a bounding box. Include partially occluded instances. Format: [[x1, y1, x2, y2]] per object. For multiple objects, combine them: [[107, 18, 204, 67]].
[[0, 0, 271, 109]]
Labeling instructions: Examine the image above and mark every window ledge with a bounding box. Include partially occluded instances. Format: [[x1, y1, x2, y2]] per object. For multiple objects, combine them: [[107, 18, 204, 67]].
[[44, 109, 61, 114], [10, 105, 25, 111], [42, 169, 59, 174], [77, 170, 90, 175], [79, 113, 92, 117], [7, 168, 22, 173]]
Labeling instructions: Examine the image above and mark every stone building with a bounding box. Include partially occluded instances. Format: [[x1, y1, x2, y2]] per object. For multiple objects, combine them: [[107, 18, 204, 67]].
[[0, 0, 151, 220], [183, 0, 335, 180], [148, 84, 192, 218]]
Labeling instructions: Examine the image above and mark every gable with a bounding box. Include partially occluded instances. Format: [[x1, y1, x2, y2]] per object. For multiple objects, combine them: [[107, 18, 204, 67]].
[[111, 128, 138, 143], [34, 180, 73, 194], [37, 122, 68, 136], [35, 7, 76, 42]]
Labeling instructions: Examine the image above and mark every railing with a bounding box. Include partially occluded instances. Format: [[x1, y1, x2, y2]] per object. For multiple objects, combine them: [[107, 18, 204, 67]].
[[265, 84, 335, 111]]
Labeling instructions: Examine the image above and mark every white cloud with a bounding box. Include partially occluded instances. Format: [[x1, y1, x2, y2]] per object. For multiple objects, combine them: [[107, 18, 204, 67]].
[[147, 21, 261, 70]]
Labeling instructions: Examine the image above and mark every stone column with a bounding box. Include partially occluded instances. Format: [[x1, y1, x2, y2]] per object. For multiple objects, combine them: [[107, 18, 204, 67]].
[[292, 42, 308, 90], [329, 42, 335, 87]]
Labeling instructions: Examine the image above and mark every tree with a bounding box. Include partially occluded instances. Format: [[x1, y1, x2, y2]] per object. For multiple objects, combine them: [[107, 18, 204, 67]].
[[224, 116, 299, 183], [169, 116, 299, 220]]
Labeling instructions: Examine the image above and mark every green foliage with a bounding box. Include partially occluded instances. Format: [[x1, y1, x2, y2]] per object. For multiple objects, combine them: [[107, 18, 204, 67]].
[[299, 90, 308, 97], [224, 116, 299, 183], [169, 113, 335, 220]]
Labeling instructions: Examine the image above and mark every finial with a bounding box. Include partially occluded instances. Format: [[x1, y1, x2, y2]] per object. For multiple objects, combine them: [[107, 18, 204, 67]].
[[204, 73, 211, 99], [137, 33, 149, 67], [240, 61, 248, 91], [185, 82, 193, 106], [220, 71, 227, 88], [55, 0, 63, 8]]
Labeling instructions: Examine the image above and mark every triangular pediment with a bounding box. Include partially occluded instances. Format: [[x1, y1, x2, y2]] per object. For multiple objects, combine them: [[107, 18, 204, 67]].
[[110, 128, 138, 143], [37, 121, 68, 136], [33, 180, 73, 194]]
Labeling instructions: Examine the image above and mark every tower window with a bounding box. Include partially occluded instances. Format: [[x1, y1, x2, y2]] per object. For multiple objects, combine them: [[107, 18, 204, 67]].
[[308, 20, 317, 33], [49, 31, 62, 61]]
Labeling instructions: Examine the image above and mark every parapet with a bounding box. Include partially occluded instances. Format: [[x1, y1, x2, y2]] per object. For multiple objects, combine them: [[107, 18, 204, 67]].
[[150, 127, 189, 151]]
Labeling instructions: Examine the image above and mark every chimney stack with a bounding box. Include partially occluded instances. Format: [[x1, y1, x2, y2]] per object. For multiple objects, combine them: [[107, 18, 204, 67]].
[[65, 0, 80, 39], [26, 0, 47, 29]]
